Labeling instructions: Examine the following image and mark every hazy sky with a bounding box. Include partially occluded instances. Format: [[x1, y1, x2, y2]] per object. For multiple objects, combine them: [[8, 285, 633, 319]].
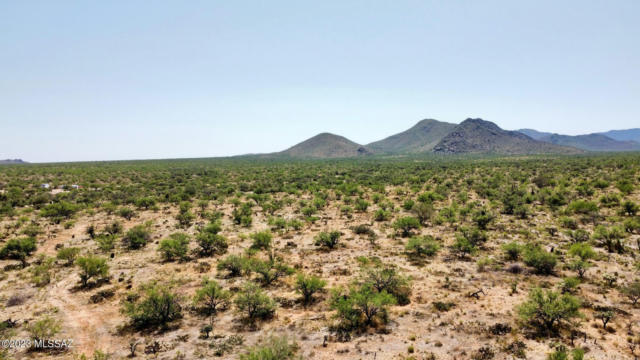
[[2, 1, 639, 162]]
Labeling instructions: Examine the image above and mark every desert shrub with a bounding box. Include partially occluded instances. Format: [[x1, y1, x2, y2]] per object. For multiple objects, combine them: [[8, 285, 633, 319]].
[[330, 284, 396, 331], [517, 288, 581, 334], [361, 265, 411, 305], [405, 235, 440, 257], [30, 256, 55, 287], [599, 193, 620, 208], [374, 209, 392, 221], [104, 221, 123, 235], [411, 202, 434, 224], [393, 216, 421, 237], [158, 233, 190, 262], [314, 231, 341, 250], [568, 243, 595, 261], [122, 225, 151, 250], [95, 234, 116, 252], [560, 277, 581, 294], [76, 255, 109, 287], [616, 179, 634, 194], [523, 244, 557, 275], [123, 284, 182, 329], [567, 229, 589, 243], [232, 202, 253, 227], [559, 216, 578, 230], [502, 241, 523, 261], [459, 226, 488, 247], [40, 201, 79, 223], [176, 201, 195, 228], [239, 335, 299, 360], [472, 207, 495, 230], [118, 207, 135, 220], [353, 224, 374, 236], [217, 255, 251, 277], [135, 197, 156, 209], [193, 278, 231, 316], [56, 246, 80, 266], [250, 231, 273, 251], [592, 225, 626, 253], [249, 259, 294, 286], [621, 201, 639, 216], [451, 236, 476, 258], [624, 217, 640, 234], [28, 315, 61, 342], [0, 236, 36, 267], [623, 281, 640, 306], [403, 199, 415, 211], [234, 282, 276, 322], [355, 198, 370, 212], [295, 273, 326, 305], [567, 200, 599, 215], [196, 221, 228, 256]]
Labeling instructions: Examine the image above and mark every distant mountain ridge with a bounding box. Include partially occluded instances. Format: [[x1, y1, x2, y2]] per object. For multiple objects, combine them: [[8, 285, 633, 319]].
[[366, 119, 456, 153], [0, 159, 27, 165], [433, 119, 581, 155], [279, 133, 371, 158], [268, 119, 638, 159], [516, 128, 640, 152], [597, 129, 640, 143]]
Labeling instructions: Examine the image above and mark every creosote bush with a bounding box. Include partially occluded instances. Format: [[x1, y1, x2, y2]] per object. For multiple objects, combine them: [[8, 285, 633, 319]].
[[295, 273, 326, 305], [517, 288, 582, 335], [158, 232, 190, 262], [123, 283, 183, 329], [76, 255, 109, 287], [122, 224, 152, 250], [234, 282, 276, 323], [314, 231, 341, 250]]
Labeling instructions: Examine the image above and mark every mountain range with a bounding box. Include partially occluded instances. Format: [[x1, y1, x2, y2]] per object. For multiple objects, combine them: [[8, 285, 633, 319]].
[[0, 159, 27, 165], [268, 119, 640, 159]]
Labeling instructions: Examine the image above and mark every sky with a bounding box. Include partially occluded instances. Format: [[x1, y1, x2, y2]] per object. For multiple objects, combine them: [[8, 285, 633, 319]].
[[1, 1, 639, 162]]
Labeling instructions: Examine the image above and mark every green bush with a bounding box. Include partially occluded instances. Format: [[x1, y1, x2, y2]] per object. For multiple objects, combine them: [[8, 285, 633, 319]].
[[28, 315, 61, 342], [76, 255, 109, 287], [567, 200, 599, 215], [239, 335, 299, 360], [523, 244, 557, 275], [0, 236, 37, 267], [592, 225, 626, 253], [314, 231, 341, 250], [193, 278, 231, 316], [393, 217, 421, 237], [249, 259, 294, 286], [405, 235, 440, 257], [361, 265, 411, 305], [95, 234, 116, 252], [502, 241, 522, 261], [472, 207, 495, 230], [123, 284, 182, 329], [330, 284, 396, 331], [40, 201, 79, 223], [158, 233, 190, 262], [517, 288, 581, 334], [234, 282, 276, 322], [56, 246, 80, 266], [196, 222, 228, 256], [122, 225, 151, 250], [250, 231, 273, 251], [295, 273, 326, 305], [374, 209, 391, 221], [217, 255, 251, 277], [411, 202, 434, 224]]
